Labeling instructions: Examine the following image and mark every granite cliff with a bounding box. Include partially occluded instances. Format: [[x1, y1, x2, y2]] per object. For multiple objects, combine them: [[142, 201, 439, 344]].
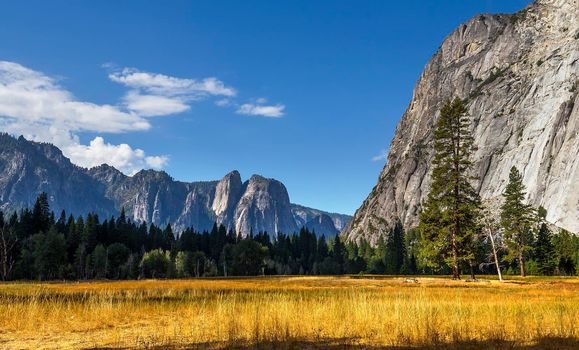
[[344, 0, 579, 243]]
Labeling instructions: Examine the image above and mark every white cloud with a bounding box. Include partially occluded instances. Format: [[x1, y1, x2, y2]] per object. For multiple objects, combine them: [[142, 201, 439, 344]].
[[109, 68, 236, 97], [145, 154, 169, 169], [372, 149, 389, 162], [236, 103, 285, 118], [123, 91, 190, 117], [0, 61, 168, 174], [66, 137, 169, 175]]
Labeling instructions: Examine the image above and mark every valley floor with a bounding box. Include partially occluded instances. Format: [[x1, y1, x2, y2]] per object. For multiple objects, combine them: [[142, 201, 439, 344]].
[[0, 276, 578, 349]]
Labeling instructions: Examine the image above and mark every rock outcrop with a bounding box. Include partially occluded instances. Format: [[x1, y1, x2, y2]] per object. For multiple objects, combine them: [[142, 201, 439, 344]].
[[212, 170, 243, 229], [344, 0, 579, 243]]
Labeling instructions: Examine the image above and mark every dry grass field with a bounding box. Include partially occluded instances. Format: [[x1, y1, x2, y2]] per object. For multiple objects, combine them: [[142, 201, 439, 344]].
[[0, 276, 578, 350]]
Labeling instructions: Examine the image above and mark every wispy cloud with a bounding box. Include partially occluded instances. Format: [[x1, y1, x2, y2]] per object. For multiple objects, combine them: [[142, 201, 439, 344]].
[[109, 67, 236, 97], [108, 67, 237, 118], [371, 148, 389, 162], [236, 102, 285, 118], [123, 91, 190, 117]]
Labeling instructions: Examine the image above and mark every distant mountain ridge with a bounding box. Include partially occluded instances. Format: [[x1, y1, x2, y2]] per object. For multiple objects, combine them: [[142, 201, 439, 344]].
[[290, 204, 351, 237], [0, 133, 350, 237]]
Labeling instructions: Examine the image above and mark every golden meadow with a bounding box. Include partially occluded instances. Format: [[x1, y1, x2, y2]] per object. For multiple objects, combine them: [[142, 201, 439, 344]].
[[0, 276, 578, 349]]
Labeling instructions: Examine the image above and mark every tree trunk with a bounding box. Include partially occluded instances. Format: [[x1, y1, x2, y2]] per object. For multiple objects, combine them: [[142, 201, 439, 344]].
[[488, 229, 503, 281], [469, 262, 475, 280], [451, 228, 460, 280], [519, 249, 526, 277], [0, 229, 16, 281]]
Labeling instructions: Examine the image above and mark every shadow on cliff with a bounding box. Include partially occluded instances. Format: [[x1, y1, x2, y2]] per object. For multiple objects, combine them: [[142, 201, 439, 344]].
[[88, 337, 579, 350]]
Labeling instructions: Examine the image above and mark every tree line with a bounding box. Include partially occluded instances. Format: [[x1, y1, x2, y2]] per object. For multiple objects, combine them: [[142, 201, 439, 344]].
[[0, 192, 413, 280], [0, 186, 576, 281]]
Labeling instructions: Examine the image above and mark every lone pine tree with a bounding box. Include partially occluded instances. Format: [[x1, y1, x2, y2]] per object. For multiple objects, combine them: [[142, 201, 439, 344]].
[[419, 97, 481, 280], [500, 166, 535, 277]]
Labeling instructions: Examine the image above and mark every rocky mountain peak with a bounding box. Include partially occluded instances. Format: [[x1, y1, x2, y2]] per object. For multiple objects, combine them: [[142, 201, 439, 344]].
[[234, 174, 297, 236], [132, 169, 173, 182], [247, 174, 268, 183], [87, 164, 126, 184], [212, 170, 243, 226]]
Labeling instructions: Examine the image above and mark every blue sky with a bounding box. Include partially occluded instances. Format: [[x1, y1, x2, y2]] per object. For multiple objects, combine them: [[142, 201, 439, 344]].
[[0, 0, 531, 215]]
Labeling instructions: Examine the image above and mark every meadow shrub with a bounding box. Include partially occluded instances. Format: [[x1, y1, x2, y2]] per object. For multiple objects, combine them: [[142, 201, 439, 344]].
[[140, 249, 171, 278]]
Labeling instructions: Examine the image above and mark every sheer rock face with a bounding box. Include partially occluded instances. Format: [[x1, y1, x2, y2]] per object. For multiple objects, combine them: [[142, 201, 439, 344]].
[[212, 170, 243, 229], [233, 175, 299, 236], [0, 134, 350, 237], [344, 0, 579, 244]]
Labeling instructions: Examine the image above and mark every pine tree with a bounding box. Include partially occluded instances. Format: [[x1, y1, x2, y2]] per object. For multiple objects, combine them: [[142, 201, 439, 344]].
[[500, 166, 535, 277], [316, 235, 329, 261], [419, 98, 481, 279], [384, 221, 405, 274], [331, 235, 345, 274], [83, 213, 98, 252], [535, 223, 557, 275], [32, 226, 67, 280], [55, 210, 67, 234], [209, 223, 220, 260], [32, 192, 51, 234], [162, 224, 175, 251]]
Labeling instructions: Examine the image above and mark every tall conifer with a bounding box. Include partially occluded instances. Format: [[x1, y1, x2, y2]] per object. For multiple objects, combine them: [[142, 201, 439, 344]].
[[500, 166, 534, 277], [419, 98, 481, 280]]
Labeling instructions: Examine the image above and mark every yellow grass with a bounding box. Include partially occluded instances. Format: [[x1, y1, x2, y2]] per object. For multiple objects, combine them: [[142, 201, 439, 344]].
[[0, 276, 578, 349]]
